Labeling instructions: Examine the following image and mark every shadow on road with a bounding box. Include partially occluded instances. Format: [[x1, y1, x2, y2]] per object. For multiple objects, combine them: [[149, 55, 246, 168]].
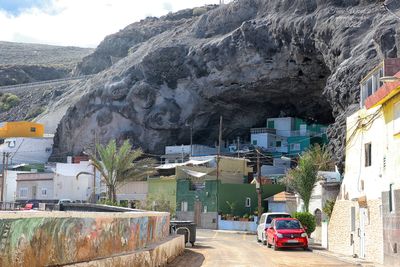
[[167, 249, 205, 267]]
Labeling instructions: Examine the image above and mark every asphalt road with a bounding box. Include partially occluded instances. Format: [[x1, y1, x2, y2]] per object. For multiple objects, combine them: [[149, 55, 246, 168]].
[[168, 229, 357, 267]]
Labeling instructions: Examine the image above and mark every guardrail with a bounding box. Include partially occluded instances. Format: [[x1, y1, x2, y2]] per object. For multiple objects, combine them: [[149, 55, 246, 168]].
[[0, 74, 95, 91], [0, 202, 22, 210]]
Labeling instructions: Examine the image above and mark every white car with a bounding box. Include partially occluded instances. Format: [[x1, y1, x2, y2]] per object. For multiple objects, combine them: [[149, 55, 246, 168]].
[[256, 212, 291, 245]]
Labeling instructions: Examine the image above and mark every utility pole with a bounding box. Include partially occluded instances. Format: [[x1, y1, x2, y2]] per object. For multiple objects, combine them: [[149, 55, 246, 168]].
[[190, 123, 193, 157], [1, 152, 5, 202], [256, 149, 263, 222], [237, 136, 240, 158], [92, 132, 97, 203], [216, 116, 223, 229]]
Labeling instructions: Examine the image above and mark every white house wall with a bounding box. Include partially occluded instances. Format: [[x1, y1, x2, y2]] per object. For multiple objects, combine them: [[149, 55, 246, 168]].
[[0, 137, 53, 165]]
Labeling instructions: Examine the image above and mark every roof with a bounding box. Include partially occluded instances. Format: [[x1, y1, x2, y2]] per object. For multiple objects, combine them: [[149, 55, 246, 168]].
[[365, 71, 400, 109], [267, 191, 296, 202], [155, 158, 213, 170]]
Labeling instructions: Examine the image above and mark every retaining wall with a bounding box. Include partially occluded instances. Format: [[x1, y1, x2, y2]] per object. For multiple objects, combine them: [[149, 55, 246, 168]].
[[218, 215, 257, 232], [0, 211, 170, 267]]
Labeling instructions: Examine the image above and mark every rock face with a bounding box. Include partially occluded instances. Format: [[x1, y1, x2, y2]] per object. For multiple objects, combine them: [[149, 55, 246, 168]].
[[0, 41, 93, 86], [53, 0, 400, 169]]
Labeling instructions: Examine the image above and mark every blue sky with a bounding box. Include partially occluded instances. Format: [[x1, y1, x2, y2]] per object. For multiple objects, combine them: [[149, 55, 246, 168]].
[[0, 0, 53, 16], [0, 0, 226, 47]]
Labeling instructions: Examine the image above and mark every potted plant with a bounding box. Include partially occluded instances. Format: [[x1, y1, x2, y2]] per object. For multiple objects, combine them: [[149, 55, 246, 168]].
[[240, 213, 249, 221]]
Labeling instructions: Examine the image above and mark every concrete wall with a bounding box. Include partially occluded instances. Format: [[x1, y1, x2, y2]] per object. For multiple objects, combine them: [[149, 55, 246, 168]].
[[218, 215, 257, 232], [382, 189, 400, 267], [116, 181, 148, 202], [0, 211, 170, 267]]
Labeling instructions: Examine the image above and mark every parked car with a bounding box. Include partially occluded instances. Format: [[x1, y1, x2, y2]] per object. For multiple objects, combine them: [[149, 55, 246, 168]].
[[23, 199, 41, 209], [57, 199, 73, 205], [266, 218, 308, 250], [257, 212, 291, 244]]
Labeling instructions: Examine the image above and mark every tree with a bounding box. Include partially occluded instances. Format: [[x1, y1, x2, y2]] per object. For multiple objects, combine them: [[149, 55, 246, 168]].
[[323, 199, 336, 219], [88, 139, 155, 202], [284, 144, 334, 212]]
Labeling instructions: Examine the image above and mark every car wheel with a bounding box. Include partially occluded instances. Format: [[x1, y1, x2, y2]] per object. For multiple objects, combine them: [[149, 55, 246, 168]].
[[272, 239, 278, 251], [262, 234, 267, 245], [256, 233, 261, 243], [267, 238, 272, 248]]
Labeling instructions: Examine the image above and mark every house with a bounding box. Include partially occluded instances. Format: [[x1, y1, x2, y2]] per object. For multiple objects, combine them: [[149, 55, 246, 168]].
[[0, 121, 45, 138], [16, 172, 55, 202], [250, 117, 328, 154], [116, 181, 148, 208], [147, 176, 177, 215], [328, 59, 400, 266], [53, 160, 102, 202], [0, 135, 54, 165], [266, 191, 297, 214], [162, 144, 217, 164], [296, 171, 341, 244]]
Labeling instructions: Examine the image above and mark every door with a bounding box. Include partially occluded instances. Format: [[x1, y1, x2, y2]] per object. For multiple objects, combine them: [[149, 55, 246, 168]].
[[359, 208, 366, 258], [194, 200, 202, 227]]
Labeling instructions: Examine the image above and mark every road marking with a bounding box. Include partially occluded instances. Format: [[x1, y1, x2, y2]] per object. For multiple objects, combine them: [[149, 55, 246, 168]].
[[242, 234, 246, 241], [212, 231, 218, 238]]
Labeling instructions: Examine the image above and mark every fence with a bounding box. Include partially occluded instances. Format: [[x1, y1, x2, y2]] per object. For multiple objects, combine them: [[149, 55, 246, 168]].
[[0, 202, 22, 211]]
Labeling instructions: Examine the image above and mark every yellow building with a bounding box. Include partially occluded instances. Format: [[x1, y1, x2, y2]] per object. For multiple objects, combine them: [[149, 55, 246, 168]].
[[328, 64, 400, 266], [0, 121, 45, 138]]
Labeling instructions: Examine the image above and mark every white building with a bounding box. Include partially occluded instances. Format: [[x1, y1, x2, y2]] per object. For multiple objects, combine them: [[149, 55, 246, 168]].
[[116, 181, 148, 207], [250, 128, 288, 152], [0, 135, 54, 165], [53, 160, 102, 202], [16, 172, 54, 201]]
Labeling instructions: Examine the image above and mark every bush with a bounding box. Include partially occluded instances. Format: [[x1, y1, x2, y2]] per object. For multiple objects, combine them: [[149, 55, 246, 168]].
[[323, 199, 335, 219], [139, 194, 175, 217], [25, 106, 45, 120], [292, 212, 316, 236], [0, 93, 20, 111]]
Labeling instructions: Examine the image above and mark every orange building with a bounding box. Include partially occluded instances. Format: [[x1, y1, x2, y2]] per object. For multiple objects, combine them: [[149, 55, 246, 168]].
[[0, 121, 45, 138]]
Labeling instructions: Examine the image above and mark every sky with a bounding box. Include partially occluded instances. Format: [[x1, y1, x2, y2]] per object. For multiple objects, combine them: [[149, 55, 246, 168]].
[[0, 0, 225, 48]]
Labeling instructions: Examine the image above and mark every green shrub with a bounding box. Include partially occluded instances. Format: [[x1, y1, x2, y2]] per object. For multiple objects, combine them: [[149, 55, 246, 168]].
[[323, 199, 335, 219], [192, 7, 207, 16], [292, 212, 316, 236], [0, 93, 20, 111], [25, 106, 46, 120]]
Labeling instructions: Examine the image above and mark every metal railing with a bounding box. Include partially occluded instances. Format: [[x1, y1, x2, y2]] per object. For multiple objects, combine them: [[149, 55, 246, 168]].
[[0, 202, 22, 211]]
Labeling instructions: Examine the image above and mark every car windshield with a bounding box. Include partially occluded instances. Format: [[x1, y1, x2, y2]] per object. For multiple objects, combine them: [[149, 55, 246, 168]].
[[266, 214, 290, 224], [275, 220, 301, 229]]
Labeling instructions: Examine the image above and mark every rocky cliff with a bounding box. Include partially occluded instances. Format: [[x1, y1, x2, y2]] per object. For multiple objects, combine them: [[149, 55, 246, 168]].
[[0, 41, 93, 86], [51, 0, 400, 169]]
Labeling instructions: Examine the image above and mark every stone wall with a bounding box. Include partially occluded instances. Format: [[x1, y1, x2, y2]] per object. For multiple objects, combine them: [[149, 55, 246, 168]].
[[328, 199, 383, 264], [382, 189, 400, 267], [0, 211, 170, 267]]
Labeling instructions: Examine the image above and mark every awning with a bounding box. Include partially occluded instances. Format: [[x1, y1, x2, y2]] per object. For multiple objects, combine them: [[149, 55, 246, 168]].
[[155, 158, 213, 170], [180, 168, 208, 178]]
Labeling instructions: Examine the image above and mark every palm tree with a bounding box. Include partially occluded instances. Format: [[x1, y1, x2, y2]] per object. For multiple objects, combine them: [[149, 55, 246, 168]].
[[284, 144, 334, 212], [86, 139, 155, 202]]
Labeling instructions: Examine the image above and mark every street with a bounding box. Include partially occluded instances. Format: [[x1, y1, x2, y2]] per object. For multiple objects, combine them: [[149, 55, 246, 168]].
[[168, 229, 357, 267]]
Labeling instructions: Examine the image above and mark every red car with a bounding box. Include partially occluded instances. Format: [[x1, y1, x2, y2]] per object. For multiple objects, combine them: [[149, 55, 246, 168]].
[[266, 218, 308, 250]]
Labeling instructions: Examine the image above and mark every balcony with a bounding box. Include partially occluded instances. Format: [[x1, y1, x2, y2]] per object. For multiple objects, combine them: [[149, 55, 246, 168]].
[[250, 128, 276, 134]]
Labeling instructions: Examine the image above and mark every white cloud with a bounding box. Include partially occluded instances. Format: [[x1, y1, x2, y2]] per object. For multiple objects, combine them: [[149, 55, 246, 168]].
[[0, 0, 223, 48]]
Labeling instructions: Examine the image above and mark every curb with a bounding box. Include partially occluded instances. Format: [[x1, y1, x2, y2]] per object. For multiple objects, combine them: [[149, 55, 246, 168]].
[[212, 229, 256, 235], [311, 247, 379, 267]]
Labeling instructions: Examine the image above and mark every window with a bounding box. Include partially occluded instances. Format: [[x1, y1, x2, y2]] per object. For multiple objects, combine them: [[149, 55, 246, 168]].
[[252, 140, 257, 145], [19, 187, 28, 198], [7, 140, 15, 148], [245, 197, 251, 207], [267, 120, 275, 129], [290, 143, 300, 151], [394, 102, 400, 135], [41, 188, 47, 196], [389, 184, 395, 212], [30, 127, 36, 132], [351, 207, 355, 232], [365, 143, 372, 167], [276, 141, 281, 147], [181, 201, 188, 212]]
